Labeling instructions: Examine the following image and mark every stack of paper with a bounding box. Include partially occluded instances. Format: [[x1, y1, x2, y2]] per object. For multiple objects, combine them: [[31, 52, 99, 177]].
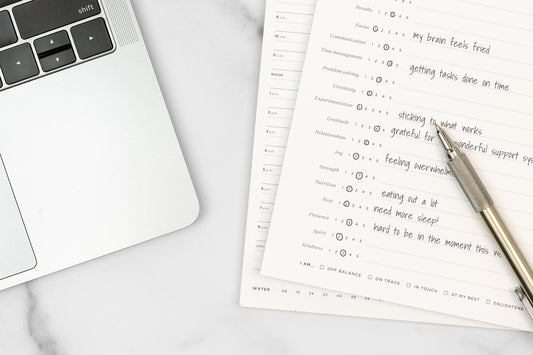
[[241, 0, 533, 331]]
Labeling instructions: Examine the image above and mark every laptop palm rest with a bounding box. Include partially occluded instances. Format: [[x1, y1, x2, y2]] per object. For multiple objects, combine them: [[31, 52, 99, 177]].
[[0, 156, 36, 280]]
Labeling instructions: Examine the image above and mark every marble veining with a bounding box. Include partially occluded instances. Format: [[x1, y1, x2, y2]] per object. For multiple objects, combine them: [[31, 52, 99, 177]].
[[219, 0, 264, 36], [25, 284, 61, 355]]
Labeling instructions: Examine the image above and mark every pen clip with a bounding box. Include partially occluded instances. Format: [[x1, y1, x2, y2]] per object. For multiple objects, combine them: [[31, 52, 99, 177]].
[[514, 286, 533, 323]]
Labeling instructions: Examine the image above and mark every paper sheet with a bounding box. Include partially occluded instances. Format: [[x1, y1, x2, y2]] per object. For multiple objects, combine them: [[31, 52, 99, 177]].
[[261, 0, 533, 330], [240, 0, 496, 329]]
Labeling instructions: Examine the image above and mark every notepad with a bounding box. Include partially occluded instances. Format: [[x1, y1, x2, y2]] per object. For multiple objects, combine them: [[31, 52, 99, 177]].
[[261, 0, 533, 330], [240, 0, 498, 329]]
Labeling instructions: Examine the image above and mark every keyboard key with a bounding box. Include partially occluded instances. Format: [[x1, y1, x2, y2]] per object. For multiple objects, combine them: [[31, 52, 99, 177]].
[[0, 11, 17, 49], [13, 0, 101, 40], [0, 43, 39, 85], [34, 31, 75, 72], [0, 0, 21, 7], [34, 30, 71, 56], [39, 49, 75, 72], [71, 18, 113, 60]]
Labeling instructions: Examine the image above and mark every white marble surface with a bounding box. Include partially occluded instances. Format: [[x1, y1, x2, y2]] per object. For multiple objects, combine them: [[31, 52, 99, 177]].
[[2, 0, 533, 354]]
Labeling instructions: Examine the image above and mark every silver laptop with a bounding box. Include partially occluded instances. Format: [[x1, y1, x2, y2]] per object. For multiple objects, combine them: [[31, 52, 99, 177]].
[[0, 0, 199, 291]]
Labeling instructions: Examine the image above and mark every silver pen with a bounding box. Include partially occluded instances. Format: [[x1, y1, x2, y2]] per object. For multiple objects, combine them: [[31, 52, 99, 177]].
[[435, 124, 533, 323]]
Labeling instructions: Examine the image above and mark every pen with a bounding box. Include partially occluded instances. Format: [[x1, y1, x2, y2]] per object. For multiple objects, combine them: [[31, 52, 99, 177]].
[[435, 124, 533, 323]]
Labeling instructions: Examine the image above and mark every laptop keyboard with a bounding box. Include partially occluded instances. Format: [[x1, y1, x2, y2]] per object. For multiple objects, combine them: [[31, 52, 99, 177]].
[[0, 0, 114, 91]]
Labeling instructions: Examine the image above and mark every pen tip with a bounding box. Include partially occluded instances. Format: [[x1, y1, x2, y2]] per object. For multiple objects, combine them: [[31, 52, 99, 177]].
[[434, 122, 458, 157]]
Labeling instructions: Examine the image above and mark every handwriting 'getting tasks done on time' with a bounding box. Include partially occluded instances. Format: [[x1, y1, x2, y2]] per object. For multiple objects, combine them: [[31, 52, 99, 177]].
[[261, 0, 533, 330]]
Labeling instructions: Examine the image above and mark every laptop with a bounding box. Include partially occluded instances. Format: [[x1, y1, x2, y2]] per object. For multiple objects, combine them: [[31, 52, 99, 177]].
[[0, 0, 199, 291]]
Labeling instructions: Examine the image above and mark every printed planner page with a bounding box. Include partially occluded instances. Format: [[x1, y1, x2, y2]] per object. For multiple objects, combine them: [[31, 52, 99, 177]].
[[240, 0, 495, 329], [261, 0, 533, 330]]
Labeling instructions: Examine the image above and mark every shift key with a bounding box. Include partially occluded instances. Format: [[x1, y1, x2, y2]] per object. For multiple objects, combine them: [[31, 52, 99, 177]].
[[13, 0, 101, 40]]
